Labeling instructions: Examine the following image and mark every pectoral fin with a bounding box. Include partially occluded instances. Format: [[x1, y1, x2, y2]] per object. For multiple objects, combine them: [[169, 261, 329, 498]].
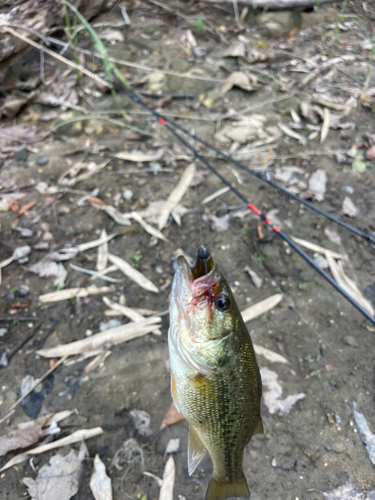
[[254, 418, 264, 436], [170, 372, 180, 412], [188, 425, 207, 475]]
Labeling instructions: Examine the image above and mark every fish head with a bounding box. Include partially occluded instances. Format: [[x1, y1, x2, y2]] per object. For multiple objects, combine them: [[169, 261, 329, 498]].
[[169, 247, 239, 373]]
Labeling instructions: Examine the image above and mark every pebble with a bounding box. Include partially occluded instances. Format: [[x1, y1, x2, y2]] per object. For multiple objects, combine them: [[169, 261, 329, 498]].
[[36, 154, 49, 166], [334, 415, 342, 424], [17, 284, 30, 296], [271, 457, 277, 467], [0, 328, 7, 337], [123, 189, 133, 201], [345, 186, 354, 194], [85, 329, 93, 337], [99, 319, 121, 332]]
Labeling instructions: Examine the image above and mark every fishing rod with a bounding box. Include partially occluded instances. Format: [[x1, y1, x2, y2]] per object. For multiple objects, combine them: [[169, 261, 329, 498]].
[[118, 85, 375, 246], [111, 82, 375, 327]]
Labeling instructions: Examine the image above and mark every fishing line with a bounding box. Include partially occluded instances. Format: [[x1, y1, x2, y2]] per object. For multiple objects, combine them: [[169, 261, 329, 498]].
[[118, 85, 375, 246], [109, 84, 375, 327]]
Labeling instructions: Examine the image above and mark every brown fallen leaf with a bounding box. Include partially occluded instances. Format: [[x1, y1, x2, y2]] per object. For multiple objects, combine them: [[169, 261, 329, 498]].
[[18, 201, 37, 216], [160, 402, 184, 430], [365, 144, 375, 160], [0, 425, 44, 456], [7, 197, 19, 213]]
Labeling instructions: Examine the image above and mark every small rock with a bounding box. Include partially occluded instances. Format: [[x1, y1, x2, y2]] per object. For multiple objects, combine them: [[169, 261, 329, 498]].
[[0, 351, 8, 367], [313, 254, 328, 269], [6, 292, 15, 300], [342, 196, 360, 217], [0, 328, 7, 337], [13, 245, 31, 261], [36, 154, 49, 166], [123, 189, 133, 201], [85, 329, 93, 337], [99, 319, 121, 332], [334, 414, 342, 424], [308, 169, 327, 202], [17, 284, 30, 296], [345, 186, 354, 194], [271, 457, 277, 467], [343, 335, 358, 347]]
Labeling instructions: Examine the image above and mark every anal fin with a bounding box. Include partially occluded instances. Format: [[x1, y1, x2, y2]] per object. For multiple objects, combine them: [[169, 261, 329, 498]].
[[188, 425, 207, 475]]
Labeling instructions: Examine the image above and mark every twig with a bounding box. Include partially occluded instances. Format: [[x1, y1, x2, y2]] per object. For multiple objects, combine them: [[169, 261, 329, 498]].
[[6, 320, 41, 363], [201, 0, 342, 7], [0, 355, 68, 425], [2, 26, 111, 89]]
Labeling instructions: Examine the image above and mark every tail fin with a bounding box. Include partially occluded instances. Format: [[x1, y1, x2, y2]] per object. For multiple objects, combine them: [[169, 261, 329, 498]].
[[205, 475, 250, 500]]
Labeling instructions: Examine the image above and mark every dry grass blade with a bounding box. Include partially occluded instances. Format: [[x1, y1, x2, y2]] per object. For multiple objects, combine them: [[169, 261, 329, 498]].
[[158, 162, 195, 231], [84, 351, 112, 373], [114, 148, 164, 162], [97, 229, 109, 272], [159, 455, 175, 500], [0, 355, 68, 425], [70, 264, 122, 284], [17, 410, 75, 430], [67, 160, 110, 187], [0, 428, 103, 472], [241, 294, 283, 323], [291, 237, 343, 260], [202, 186, 231, 205], [60, 231, 121, 253], [320, 108, 331, 143], [36, 317, 161, 358], [253, 344, 289, 364], [39, 286, 115, 304], [108, 253, 159, 293], [278, 122, 307, 146], [103, 296, 162, 335], [131, 212, 170, 242], [326, 254, 374, 316], [102, 205, 132, 226]]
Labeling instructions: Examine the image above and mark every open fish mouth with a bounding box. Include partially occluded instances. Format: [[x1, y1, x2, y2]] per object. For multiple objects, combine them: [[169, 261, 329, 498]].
[[170, 246, 220, 319]]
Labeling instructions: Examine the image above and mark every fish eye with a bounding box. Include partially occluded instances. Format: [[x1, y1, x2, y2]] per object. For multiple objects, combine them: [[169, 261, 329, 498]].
[[215, 293, 230, 312]]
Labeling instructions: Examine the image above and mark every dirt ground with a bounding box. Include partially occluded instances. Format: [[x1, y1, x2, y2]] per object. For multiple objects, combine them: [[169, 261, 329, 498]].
[[1, 1, 375, 499]]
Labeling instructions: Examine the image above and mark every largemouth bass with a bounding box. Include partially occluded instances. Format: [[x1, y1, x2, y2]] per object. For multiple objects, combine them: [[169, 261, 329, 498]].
[[168, 246, 263, 500]]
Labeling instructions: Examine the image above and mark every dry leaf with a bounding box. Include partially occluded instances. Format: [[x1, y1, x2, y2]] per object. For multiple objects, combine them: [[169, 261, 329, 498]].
[[323, 483, 375, 500], [260, 367, 305, 415], [159, 456, 175, 500], [103, 297, 161, 335], [324, 227, 342, 246], [0, 425, 44, 456], [114, 148, 164, 162], [241, 294, 283, 323], [254, 345, 289, 364], [1, 428, 102, 471], [342, 196, 360, 217], [70, 264, 122, 284], [90, 454, 113, 500], [221, 72, 258, 94], [320, 107, 331, 143], [39, 286, 115, 304], [131, 212, 169, 242], [160, 402, 184, 429], [18, 201, 37, 216], [353, 403, 375, 465], [308, 169, 327, 202], [278, 122, 307, 146], [291, 237, 343, 260], [158, 163, 195, 230], [29, 261, 67, 287], [108, 253, 159, 293], [244, 266, 263, 289], [23, 446, 86, 500], [36, 317, 161, 358], [97, 229, 109, 272], [59, 160, 109, 187], [223, 41, 246, 58], [130, 410, 152, 436], [60, 230, 120, 253], [202, 186, 231, 205]]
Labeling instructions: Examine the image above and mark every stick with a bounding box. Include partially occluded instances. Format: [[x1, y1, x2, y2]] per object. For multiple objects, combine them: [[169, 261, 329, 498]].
[[202, 0, 342, 7], [0, 355, 68, 425], [2, 27, 111, 89]]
